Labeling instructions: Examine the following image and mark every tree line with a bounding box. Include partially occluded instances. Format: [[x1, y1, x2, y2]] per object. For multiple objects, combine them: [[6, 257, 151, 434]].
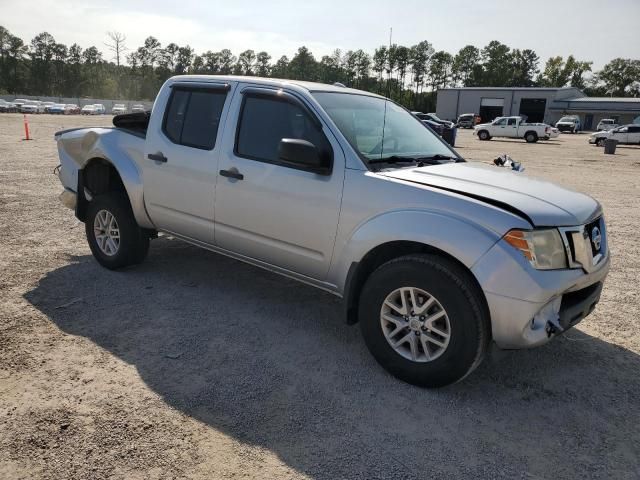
[[1, 25, 638, 112]]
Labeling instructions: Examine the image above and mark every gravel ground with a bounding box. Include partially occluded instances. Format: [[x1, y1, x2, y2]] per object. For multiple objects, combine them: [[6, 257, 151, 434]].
[[1, 114, 639, 479]]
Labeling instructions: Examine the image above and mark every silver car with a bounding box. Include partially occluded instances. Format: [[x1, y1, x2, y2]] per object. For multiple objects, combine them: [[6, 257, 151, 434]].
[[54, 76, 610, 387]]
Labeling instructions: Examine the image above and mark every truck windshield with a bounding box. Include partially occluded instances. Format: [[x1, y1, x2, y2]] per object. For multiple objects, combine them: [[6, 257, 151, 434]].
[[312, 92, 456, 166]]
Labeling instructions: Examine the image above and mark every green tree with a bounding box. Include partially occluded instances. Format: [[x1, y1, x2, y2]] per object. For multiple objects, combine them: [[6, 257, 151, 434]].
[[596, 58, 640, 96], [218, 49, 236, 74], [271, 55, 289, 78], [288, 46, 317, 80], [236, 49, 256, 75], [255, 51, 271, 76], [510, 49, 539, 87], [428, 51, 453, 91], [479, 40, 512, 86], [452, 45, 480, 86]]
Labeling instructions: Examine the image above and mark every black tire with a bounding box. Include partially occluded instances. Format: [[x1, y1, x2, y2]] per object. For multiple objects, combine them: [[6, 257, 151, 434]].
[[85, 193, 149, 270], [525, 131, 538, 143], [477, 130, 491, 141], [358, 254, 490, 388], [596, 138, 606, 147]]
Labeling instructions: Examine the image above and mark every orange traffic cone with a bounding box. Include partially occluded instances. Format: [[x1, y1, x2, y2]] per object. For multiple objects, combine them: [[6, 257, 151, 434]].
[[23, 114, 32, 141]]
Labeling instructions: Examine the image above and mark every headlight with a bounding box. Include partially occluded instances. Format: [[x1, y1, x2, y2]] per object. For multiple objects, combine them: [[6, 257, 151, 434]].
[[503, 229, 568, 270]]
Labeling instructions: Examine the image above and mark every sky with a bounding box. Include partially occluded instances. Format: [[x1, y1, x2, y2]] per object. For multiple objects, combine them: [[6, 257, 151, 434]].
[[2, 0, 639, 70]]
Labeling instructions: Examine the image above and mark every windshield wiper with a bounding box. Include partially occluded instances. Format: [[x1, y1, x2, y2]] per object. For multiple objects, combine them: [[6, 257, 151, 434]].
[[368, 154, 459, 166], [368, 155, 420, 165], [413, 154, 459, 162]]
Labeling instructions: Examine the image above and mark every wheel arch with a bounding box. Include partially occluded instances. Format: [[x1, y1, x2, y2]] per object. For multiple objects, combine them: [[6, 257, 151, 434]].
[[342, 240, 491, 328], [77, 156, 154, 228]]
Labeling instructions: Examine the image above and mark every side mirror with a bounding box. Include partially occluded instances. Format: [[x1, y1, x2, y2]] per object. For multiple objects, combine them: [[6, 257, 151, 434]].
[[278, 138, 330, 174]]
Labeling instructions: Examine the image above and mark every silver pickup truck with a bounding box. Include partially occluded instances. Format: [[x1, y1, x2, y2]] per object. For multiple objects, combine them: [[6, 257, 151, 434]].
[[55, 76, 610, 387]]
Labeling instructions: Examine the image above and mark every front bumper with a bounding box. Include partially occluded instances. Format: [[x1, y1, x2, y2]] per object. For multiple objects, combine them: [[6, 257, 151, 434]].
[[472, 236, 610, 349]]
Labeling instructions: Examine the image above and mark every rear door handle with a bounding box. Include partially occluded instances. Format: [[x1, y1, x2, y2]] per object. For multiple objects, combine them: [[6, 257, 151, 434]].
[[219, 169, 244, 180], [147, 152, 168, 163]]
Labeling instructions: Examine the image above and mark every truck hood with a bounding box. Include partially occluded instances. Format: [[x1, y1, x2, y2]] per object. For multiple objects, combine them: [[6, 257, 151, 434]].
[[379, 162, 600, 227]]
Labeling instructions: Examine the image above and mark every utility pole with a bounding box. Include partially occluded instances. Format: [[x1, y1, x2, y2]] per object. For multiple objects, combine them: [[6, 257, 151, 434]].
[[387, 27, 393, 98]]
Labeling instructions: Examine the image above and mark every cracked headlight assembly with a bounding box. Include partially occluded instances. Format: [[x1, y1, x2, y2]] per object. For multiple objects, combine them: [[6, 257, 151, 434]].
[[503, 229, 568, 270]]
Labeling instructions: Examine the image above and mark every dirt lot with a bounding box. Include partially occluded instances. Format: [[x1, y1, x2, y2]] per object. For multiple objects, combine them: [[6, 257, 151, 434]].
[[1, 113, 639, 479]]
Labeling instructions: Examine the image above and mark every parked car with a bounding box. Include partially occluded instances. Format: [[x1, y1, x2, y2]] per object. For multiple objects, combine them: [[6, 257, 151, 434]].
[[13, 98, 29, 108], [456, 113, 480, 129], [42, 101, 56, 113], [421, 119, 444, 136], [0, 99, 18, 113], [65, 104, 80, 115], [589, 125, 640, 146], [49, 104, 67, 114], [544, 126, 560, 139], [112, 104, 127, 115], [21, 101, 44, 114], [81, 105, 95, 115], [54, 75, 609, 387], [474, 116, 550, 142], [596, 119, 619, 131], [131, 104, 145, 113], [555, 115, 581, 133], [93, 104, 106, 115], [413, 111, 455, 129]]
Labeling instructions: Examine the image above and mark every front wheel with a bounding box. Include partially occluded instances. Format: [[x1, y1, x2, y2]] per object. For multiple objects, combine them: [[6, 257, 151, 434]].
[[359, 254, 490, 388], [596, 138, 606, 147], [477, 130, 491, 141], [85, 193, 150, 270]]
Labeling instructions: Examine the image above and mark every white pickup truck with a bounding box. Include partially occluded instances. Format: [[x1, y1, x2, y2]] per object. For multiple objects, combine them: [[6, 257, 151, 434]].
[[475, 116, 551, 143], [54, 76, 609, 387]]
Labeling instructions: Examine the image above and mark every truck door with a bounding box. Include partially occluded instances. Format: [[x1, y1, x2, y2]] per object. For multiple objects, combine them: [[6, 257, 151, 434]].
[[143, 82, 233, 244], [214, 86, 344, 280], [609, 127, 629, 144], [627, 126, 640, 144], [505, 117, 519, 137]]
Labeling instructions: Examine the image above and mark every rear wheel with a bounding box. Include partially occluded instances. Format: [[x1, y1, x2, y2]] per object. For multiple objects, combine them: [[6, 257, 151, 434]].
[[477, 130, 491, 141], [359, 254, 490, 388], [525, 131, 538, 143], [85, 193, 149, 270]]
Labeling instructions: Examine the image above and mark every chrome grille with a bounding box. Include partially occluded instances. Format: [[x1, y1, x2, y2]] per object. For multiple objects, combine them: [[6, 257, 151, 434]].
[[558, 217, 607, 273]]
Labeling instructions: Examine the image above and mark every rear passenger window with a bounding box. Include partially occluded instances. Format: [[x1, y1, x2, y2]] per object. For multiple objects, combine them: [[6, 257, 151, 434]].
[[235, 95, 331, 164], [163, 88, 227, 150]]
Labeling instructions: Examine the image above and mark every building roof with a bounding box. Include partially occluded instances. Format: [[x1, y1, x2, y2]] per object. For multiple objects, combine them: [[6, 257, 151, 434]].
[[437, 86, 579, 92], [562, 96, 640, 103]]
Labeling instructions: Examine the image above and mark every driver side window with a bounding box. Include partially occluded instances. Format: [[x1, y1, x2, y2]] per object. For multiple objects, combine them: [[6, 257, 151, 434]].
[[235, 94, 332, 167]]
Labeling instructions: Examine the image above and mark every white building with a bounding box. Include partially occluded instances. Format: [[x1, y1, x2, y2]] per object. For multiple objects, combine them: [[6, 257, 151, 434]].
[[436, 87, 640, 130]]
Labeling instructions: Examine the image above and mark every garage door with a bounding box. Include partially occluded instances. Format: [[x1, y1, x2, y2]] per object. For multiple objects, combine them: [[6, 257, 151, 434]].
[[480, 98, 504, 123], [480, 98, 505, 107]]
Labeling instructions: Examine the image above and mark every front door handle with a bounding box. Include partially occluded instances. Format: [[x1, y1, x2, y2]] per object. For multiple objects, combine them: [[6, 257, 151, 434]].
[[148, 152, 168, 163], [220, 168, 244, 180]]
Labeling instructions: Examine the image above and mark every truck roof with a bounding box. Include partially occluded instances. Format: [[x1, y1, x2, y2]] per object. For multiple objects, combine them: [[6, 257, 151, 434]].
[[167, 75, 385, 98]]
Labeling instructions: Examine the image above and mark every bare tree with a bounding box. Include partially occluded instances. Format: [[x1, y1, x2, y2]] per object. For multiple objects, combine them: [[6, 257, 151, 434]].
[[105, 31, 127, 67]]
